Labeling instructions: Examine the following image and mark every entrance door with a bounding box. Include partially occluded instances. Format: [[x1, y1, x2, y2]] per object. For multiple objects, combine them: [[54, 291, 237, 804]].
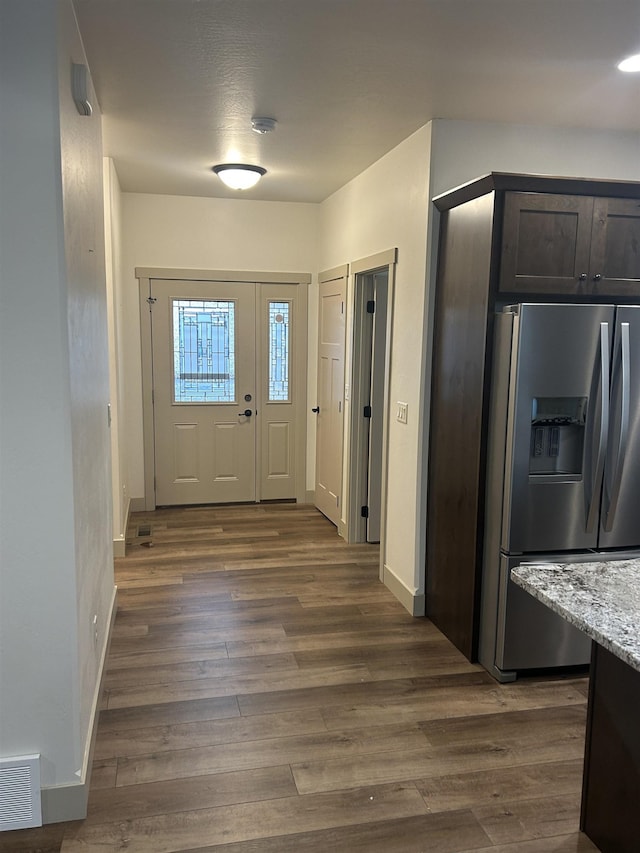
[[151, 280, 256, 505], [314, 274, 346, 526]]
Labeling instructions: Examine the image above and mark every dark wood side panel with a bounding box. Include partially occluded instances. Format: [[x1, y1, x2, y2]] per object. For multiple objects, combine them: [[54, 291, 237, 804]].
[[426, 193, 496, 660], [581, 643, 640, 852]]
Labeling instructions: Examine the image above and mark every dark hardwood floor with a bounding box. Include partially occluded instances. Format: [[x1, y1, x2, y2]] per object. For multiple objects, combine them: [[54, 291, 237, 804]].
[[2, 504, 599, 852]]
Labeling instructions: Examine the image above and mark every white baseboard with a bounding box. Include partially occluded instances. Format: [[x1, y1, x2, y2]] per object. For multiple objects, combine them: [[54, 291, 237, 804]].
[[129, 496, 146, 513], [40, 585, 117, 823], [383, 563, 425, 616]]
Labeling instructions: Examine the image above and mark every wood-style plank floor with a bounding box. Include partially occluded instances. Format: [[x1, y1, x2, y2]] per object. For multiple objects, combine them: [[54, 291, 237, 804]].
[[2, 503, 599, 853]]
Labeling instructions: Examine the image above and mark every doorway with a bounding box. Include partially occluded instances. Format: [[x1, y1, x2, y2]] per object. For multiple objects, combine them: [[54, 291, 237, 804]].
[[138, 269, 309, 509], [347, 250, 396, 559]]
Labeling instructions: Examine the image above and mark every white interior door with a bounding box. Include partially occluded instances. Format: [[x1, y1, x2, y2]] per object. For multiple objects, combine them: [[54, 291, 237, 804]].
[[364, 270, 388, 542], [151, 279, 256, 505], [314, 276, 346, 525]]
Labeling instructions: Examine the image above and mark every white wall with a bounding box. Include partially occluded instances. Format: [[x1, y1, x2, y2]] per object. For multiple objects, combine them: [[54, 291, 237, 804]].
[[319, 125, 432, 607], [59, 0, 114, 762], [0, 0, 114, 818], [120, 193, 319, 499], [429, 119, 640, 199]]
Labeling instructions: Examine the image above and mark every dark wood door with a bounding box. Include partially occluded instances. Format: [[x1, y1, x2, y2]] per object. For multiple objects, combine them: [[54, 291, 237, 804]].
[[499, 192, 594, 294], [589, 197, 640, 297]]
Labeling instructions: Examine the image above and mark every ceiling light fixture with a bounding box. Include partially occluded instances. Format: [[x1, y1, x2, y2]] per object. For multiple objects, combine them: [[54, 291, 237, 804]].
[[212, 164, 266, 190], [617, 53, 640, 72], [251, 116, 277, 134]]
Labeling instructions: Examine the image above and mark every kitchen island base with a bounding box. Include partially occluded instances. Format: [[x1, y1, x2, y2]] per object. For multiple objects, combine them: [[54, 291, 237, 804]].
[[582, 642, 640, 853]]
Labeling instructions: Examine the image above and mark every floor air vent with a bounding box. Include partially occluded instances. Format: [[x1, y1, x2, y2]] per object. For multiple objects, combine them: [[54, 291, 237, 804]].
[[0, 755, 42, 831], [136, 523, 153, 547]]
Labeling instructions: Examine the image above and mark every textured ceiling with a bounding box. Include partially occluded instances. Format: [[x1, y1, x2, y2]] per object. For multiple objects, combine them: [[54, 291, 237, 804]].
[[73, 0, 640, 203]]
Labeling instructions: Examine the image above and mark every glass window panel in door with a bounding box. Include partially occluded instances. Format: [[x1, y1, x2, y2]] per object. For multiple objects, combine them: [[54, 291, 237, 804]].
[[172, 299, 236, 402]]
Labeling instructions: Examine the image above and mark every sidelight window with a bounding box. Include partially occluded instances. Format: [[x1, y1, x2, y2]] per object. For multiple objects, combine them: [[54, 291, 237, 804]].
[[268, 301, 290, 402]]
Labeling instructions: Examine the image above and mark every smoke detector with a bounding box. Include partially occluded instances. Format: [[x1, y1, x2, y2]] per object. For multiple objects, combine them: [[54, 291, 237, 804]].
[[251, 117, 277, 134]]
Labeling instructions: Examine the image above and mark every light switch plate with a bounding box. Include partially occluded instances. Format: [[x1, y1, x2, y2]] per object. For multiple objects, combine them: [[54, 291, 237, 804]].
[[397, 402, 408, 424]]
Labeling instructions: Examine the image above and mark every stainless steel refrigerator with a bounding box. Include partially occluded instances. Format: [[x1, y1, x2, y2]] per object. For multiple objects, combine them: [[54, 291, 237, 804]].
[[479, 302, 640, 682]]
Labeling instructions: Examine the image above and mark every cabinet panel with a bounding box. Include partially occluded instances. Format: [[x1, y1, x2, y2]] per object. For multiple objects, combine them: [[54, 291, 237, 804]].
[[589, 197, 640, 296], [427, 193, 495, 659], [500, 193, 594, 294]]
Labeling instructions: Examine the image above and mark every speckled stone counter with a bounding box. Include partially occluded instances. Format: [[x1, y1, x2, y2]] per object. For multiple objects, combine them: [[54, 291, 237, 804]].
[[512, 558, 640, 853], [511, 558, 640, 672]]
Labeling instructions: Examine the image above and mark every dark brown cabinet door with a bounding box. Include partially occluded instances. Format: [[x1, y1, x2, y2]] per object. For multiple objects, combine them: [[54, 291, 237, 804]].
[[500, 192, 594, 294], [589, 197, 640, 296]]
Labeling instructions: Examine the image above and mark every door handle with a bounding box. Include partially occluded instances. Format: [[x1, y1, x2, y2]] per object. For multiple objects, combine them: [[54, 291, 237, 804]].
[[238, 409, 252, 417], [604, 322, 630, 531], [586, 322, 610, 534], [311, 406, 320, 413]]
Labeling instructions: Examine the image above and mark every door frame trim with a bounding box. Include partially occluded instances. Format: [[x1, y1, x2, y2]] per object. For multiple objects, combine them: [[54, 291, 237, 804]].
[[345, 249, 397, 583], [137, 267, 310, 510]]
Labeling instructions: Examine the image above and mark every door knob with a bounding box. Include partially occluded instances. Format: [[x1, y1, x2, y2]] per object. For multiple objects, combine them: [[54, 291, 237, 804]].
[[239, 409, 252, 417], [311, 406, 320, 413], [593, 274, 602, 281]]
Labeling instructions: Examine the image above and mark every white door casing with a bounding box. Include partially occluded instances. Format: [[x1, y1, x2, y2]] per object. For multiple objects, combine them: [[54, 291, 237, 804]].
[[314, 273, 346, 526], [346, 249, 396, 582]]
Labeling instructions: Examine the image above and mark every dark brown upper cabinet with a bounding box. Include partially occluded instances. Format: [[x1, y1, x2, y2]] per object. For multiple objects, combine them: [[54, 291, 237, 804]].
[[500, 192, 640, 296]]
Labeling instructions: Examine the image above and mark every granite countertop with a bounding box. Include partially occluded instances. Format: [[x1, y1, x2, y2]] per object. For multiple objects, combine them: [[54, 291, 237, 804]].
[[511, 558, 640, 672]]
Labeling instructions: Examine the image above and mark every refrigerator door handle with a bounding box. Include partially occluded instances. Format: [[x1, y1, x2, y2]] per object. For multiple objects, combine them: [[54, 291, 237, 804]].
[[586, 322, 610, 534], [604, 322, 630, 532]]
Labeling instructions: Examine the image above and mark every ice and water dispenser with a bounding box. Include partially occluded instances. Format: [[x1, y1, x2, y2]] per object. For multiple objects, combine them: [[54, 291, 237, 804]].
[[529, 396, 587, 477]]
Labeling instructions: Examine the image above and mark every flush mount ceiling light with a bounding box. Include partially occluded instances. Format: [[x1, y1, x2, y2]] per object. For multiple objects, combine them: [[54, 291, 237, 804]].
[[251, 116, 277, 134], [617, 53, 640, 72], [212, 164, 266, 190]]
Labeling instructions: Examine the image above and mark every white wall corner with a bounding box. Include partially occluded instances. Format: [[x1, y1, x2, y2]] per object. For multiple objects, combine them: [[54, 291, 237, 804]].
[[383, 563, 425, 616], [40, 585, 117, 824]]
